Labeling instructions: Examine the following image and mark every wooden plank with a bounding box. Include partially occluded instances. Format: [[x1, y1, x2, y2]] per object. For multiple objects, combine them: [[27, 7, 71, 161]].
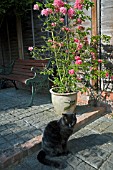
[[91, 0, 97, 36], [91, 0, 98, 88], [16, 16, 24, 59]]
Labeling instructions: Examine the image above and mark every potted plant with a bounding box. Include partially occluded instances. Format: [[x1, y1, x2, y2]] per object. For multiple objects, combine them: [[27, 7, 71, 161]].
[[29, 0, 111, 114]]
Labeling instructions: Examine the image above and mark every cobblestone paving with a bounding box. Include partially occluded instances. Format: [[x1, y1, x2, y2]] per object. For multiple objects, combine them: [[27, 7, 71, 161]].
[[6, 116, 113, 170], [0, 87, 94, 160], [1, 88, 113, 170]]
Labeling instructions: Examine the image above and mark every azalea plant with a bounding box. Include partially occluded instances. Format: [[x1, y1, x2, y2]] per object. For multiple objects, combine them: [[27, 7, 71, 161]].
[[29, 0, 111, 93]]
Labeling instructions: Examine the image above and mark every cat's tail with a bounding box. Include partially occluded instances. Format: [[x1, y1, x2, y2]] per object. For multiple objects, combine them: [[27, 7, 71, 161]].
[[37, 150, 60, 168]]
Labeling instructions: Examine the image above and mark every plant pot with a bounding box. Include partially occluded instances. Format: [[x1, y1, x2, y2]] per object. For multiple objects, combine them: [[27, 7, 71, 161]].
[[50, 88, 77, 115]]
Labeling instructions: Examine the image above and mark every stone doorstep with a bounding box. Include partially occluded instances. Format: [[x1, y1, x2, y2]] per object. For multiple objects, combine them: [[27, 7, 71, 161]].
[[0, 107, 106, 169]]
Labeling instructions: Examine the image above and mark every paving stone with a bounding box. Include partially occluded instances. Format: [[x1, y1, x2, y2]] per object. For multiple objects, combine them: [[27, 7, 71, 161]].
[[4, 134, 19, 141], [1, 87, 113, 170], [107, 153, 113, 163], [76, 147, 104, 169], [0, 125, 7, 132], [76, 161, 96, 170], [99, 161, 113, 170], [9, 137, 25, 146], [67, 154, 82, 168], [0, 136, 7, 145]]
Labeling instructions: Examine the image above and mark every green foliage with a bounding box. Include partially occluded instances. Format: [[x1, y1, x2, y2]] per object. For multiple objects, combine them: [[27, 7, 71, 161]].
[[29, 0, 111, 93]]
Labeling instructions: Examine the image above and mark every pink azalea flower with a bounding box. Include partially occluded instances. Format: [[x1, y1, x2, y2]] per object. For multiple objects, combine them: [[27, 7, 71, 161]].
[[77, 43, 83, 50], [74, 38, 80, 43], [60, 18, 64, 22], [48, 39, 53, 43], [75, 56, 81, 60], [51, 22, 56, 27], [77, 18, 82, 24], [98, 59, 103, 63], [91, 52, 96, 59], [105, 72, 109, 77], [77, 25, 84, 30], [111, 76, 113, 80], [53, 0, 64, 8], [77, 76, 82, 80], [68, 8, 75, 18], [41, 8, 53, 16], [62, 27, 70, 32], [33, 4, 39, 10], [75, 60, 82, 65], [28, 47, 33, 51], [41, 9, 49, 16], [74, 0, 83, 10], [60, 7, 67, 15], [69, 69, 75, 75]]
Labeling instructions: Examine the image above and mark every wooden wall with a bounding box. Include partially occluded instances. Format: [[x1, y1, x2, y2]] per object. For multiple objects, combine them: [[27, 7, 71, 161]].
[[101, 0, 113, 45], [0, 0, 113, 65], [0, 15, 19, 65]]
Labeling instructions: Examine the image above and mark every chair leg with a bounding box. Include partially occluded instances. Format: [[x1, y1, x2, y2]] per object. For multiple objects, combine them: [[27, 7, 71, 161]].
[[28, 84, 35, 107], [12, 80, 18, 90]]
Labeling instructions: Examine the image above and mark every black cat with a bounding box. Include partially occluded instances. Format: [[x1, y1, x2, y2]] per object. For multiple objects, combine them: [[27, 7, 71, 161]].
[[37, 113, 77, 168]]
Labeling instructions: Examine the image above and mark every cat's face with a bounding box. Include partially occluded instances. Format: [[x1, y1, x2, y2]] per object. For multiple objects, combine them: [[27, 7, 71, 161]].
[[62, 113, 77, 128]]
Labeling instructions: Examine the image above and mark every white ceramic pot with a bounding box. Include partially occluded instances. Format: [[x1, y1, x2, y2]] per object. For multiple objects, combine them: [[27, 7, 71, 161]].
[[50, 88, 77, 115]]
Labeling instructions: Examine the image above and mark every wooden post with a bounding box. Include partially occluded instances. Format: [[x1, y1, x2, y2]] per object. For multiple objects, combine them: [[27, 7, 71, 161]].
[[31, 6, 35, 47], [16, 15, 24, 59], [91, 0, 97, 36], [91, 0, 98, 88]]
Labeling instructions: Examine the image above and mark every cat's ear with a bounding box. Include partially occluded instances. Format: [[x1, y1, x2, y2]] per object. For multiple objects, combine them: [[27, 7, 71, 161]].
[[62, 113, 68, 117]]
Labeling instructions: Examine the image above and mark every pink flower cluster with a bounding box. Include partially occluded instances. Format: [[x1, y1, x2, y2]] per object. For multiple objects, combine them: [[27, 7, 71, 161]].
[[60, 18, 64, 22], [105, 73, 113, 80], [62, 26, 70, 32], [51, 22, 57, 27], [28, 47, 33, 51], [60, 7, 67, 15], [53, 0, 64, 8], [41, 8, 53, 16], [74, 0, 83, 10], [33, 4, 39, 10], [68, 7, 75, 18], [69, 69, 75, 75], [33, 0, 78, 19], [75, 55, 82, 65], [77, 43, 83, 50]]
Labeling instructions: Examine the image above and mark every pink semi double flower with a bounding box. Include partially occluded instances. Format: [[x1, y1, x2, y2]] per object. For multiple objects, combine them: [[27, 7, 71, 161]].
[[75, 59, 82, 65], [74, 0, 83, 10], [53, 0, 64, 8], [69, 69, 75, 75], [28, 47, 33, 51], [60, 18, 64, 22], [75, 56, 81, 60], [98, 59, 103, 63], [74, 38, 80, 43], [33, 4, 39, 10], [77, 43, 83, 50], [75, 55, 82, 65], [51, 22, 57, 27], [60, 7, 67, 15], [68, 7, 75, 18], [41, 8, 53, 16]]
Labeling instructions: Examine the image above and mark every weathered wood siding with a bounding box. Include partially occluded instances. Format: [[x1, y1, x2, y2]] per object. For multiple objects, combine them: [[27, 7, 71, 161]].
[[0, 15, 19, 65], [21, 12, 33, 59], [101, 0, 113, 44]]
